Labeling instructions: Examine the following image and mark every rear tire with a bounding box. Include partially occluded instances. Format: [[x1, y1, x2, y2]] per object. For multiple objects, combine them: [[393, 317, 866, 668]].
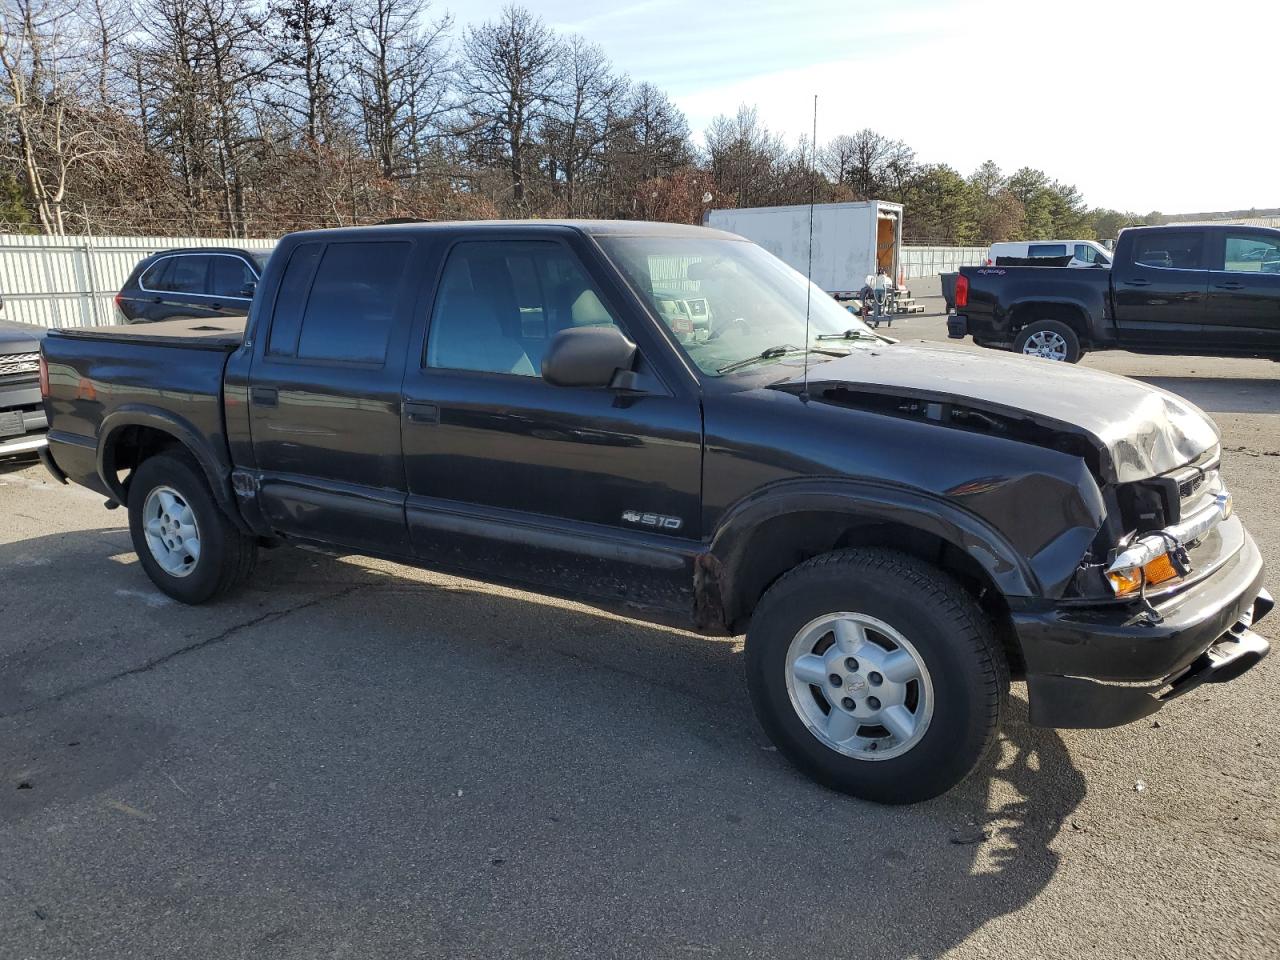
[[127, 451, 256, 604], [745, 549, 1008, 804], [1014, 319, 1082, 363]]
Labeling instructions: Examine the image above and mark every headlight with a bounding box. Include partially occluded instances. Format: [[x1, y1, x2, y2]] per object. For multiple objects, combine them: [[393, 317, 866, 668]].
[[1105, 551, 1183, 596]]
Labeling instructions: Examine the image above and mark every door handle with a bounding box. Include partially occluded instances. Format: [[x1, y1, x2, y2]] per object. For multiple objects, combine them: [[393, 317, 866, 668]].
[[250, 385, 278, 407], [210, 302, 223, 310], [1213, 282, 1244, 290], [1122, 279, 1151, 287], [404, 401, 439, 425]]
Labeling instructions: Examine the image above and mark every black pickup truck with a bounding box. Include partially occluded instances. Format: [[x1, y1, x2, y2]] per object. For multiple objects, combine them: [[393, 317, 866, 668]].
[[38, 220, 1270, 803], [949, 223, 1280, 362]]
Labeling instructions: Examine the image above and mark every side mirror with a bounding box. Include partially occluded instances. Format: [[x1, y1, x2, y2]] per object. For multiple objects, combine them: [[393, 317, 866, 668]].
[[238, 281, 257, 298], [541, 326, 636, 388]]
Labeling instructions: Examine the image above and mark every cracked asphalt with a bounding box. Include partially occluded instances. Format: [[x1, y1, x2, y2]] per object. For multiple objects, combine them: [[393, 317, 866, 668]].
[[2, 295, 1278, 959]]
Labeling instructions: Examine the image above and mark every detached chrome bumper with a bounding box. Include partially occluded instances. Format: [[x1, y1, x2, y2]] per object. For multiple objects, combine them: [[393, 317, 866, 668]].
[[1107, 489, 1232, 575]]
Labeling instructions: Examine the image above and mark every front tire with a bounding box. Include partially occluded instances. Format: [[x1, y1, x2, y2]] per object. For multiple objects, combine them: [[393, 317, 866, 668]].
[[745, 549, 1008, 804], [127, 451, 256, 604], [1014, 319, 1082, 363]]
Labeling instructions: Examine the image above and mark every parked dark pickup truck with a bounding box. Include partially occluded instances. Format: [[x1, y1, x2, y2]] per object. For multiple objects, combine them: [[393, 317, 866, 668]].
[[949, 223, 1280, 362], [39, 221, 1270, 803]]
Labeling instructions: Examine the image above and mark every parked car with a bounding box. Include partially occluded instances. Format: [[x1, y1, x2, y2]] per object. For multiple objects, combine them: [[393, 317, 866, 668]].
[[0, 316, 48, 459], [115, 247, 270, 323], [949, 224, 1280, 362], [987, 240, 1112, 267], [40, 220, 1270, 803]]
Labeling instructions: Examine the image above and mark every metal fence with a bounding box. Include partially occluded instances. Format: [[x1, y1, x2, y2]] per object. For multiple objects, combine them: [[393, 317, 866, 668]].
[[0, 232, 985, 329], [0, 233, 275, 328], [899, 245, 987, 280]]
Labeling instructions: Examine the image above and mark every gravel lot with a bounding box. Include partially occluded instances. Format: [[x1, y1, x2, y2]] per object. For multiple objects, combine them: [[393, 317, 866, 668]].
[[2, 292, 1278, 959]]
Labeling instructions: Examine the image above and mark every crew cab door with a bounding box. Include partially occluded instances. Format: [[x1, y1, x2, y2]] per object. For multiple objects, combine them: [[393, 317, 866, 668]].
[[400, 233, 703, 616], [245, 237, 418, 554], [1112, 229, 1209, 347], [1203, 230, 1280, 353]]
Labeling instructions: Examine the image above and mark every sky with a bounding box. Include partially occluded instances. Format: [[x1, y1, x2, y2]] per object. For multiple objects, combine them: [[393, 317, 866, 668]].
[[459, 0, 1279, 215]]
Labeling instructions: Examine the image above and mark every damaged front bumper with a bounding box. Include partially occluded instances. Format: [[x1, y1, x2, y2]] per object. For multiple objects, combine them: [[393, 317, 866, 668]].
[[1013, 524, 1271, 728]]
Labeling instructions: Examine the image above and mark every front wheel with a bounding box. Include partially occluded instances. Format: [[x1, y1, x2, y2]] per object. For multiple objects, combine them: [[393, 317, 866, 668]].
[[127, 451, 257, 604], [745, 549, 1008, 804], [1013, 319, 1082, 363]]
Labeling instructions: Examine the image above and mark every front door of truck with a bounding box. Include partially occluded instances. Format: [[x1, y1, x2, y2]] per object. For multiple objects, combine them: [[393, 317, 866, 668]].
[[246, 237, 418, 554], [1203, 230, 1280, 354], [399, 234, 703, 616], [1112, 229, 1209, 348]]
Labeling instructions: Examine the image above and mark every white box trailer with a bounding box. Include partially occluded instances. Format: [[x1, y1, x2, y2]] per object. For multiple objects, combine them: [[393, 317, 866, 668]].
[[705, 200, 904, 295]]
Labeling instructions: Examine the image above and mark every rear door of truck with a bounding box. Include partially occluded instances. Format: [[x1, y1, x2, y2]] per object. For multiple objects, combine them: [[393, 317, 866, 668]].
[[1111, 228, 1209, 348], [244, 236, 420, 554]]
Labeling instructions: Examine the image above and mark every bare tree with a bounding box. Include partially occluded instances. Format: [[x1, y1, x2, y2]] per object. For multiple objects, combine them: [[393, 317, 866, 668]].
[[541, 34, 625, 214], [269, 0, 343, 144], [704, 105, 789, 207], [0, 0, 127, 233], [347, 0, 453, 180], [458, 4, 559, 208]]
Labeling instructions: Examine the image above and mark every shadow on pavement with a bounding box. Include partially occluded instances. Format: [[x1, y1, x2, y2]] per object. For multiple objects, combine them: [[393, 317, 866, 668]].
[[1135, 375, 1280, 415], [0, 534, 1086, 958]]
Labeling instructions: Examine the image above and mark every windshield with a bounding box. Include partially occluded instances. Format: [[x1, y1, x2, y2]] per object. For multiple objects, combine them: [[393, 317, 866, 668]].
[[599, 236, 879, 377]]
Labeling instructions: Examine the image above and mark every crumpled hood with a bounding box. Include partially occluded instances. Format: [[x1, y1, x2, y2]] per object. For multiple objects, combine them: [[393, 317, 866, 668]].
[[778, 344, 1218, 484]]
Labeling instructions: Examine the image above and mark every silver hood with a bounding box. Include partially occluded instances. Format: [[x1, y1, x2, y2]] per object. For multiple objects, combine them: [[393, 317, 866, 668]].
[[780, 344, 1218, 484]]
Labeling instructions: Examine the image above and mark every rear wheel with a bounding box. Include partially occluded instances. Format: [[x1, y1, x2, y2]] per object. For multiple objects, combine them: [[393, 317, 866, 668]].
[[745, 549, 1008, 804], [1014, 319, 1081, 363], [127, 451, 256, 603]]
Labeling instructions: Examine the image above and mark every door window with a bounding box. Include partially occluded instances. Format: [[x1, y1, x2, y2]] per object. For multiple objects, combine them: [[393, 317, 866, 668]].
[[1132, 232, 1205, 270], [266, 241, 409, 363], [166, 255, 209, 294], [426, 241, 621, 377], [1223, 234, 1280, 273], [142, 255, 208, 293], [297, 242, 410, 363], [139, 259, 173, 291], [1074, 244, 1098, 264], [209, 255, 257, 297]]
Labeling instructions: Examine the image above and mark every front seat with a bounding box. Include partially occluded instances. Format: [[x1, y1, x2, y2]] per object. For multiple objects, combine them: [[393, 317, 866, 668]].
[[429, 290, 535, 376]]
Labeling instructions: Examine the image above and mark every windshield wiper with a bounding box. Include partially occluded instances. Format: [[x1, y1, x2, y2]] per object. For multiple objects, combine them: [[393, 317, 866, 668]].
[[815, 328, 882, 343], [716, 344, 848, 375]]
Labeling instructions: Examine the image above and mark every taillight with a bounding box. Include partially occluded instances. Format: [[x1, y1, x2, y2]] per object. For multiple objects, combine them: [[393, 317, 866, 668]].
[[38, 353, 50, 397], [954, 274, 969, 309]]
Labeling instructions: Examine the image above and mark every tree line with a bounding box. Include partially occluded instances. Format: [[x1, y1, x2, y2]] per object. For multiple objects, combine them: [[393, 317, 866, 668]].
[[1, 0, 1152, 242]]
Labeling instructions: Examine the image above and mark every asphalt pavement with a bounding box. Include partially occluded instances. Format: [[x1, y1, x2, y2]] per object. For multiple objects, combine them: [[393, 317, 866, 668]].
[[2, 293, 1278, 959]]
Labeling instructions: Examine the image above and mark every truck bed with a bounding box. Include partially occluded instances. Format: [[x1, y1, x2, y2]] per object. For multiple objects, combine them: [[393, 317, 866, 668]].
[[49, 316, 246, 350]]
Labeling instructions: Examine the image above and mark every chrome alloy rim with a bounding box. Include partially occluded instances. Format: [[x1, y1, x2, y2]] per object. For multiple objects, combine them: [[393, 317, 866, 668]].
[[784, 612, 934, 761], [1023, 330, 1068, 360], [142, 485, 201, 577]]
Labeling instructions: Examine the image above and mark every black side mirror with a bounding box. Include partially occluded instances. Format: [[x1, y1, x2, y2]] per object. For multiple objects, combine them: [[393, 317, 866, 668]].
[[239, 281, 257, 298], [541, 326, 637, 388]]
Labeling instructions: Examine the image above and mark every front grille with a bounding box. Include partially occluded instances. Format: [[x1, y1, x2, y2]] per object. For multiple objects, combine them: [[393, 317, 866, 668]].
[[1170, 445, 1222, 520], [0, 352, 39, 378]]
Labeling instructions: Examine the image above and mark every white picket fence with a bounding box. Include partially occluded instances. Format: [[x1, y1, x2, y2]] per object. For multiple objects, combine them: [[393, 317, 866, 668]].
[[0, 232, 985, 328], [0, 233, 275, 328]]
